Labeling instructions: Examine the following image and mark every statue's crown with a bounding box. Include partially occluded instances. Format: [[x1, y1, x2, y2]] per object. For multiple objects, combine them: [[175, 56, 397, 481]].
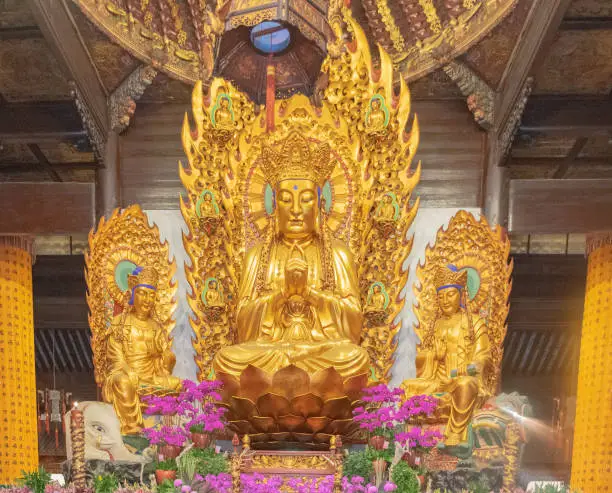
[[128, 266, 159, 290], [434, 265, 467, 291], [260, 132, 334, 186]]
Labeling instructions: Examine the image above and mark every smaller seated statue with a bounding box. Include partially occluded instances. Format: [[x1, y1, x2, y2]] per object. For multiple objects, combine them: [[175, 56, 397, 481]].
[[199, 191, 218, 218], [375, 194, 397, 222], [365, 283, 387, 312], [103, 266, 181, 435], [366, 96, 388, 133], [204, 278, 224, 308], [213, 96, 234, 130], [402, 265, 493, 447]]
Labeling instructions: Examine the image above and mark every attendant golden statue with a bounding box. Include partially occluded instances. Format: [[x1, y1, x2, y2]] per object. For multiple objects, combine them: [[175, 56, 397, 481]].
[[402, 265, 492, 446], [103, 266, 181, 434], [86, 205, 180, 436], [213, 133, 370, 380]]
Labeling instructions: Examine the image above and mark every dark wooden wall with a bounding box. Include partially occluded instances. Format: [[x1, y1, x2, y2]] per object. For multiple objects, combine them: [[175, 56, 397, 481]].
[[119, 100, 485, 210], [412, 100, 485, 208]]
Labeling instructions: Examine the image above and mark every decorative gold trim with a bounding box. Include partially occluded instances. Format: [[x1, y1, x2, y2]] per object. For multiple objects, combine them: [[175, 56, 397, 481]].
[[375, 0, 406, 53], [418, 0, 442, 34]]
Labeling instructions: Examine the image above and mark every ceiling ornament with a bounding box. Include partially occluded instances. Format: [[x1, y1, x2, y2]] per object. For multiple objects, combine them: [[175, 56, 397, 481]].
[[74, 0, 517, 86], [362, 0, 519, 82], [71, 82, 106, 161]]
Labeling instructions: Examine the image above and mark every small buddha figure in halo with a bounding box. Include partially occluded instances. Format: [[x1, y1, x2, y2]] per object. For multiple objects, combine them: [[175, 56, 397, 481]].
[[213, 132, 370, 380], [204, 278, 224, 308], [401, 265, 492, 446], [103, 266, 181, 434], [213, 96, 234, 130], [375, 194, 397, 222], [199, 191, 218, 218], [365, 283, 387, 312], [366, 97, 387, 133]]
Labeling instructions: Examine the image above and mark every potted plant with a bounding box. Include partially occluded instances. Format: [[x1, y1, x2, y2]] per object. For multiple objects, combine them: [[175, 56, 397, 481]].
[[155, 458, 178, 484], [143, 425, 189, 459]]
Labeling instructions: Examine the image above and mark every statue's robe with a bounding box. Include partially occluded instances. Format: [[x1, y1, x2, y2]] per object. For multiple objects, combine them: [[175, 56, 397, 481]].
[[102, 313, 180, 434], [402, 311, 492, 444], [213, 238, 370, 379]]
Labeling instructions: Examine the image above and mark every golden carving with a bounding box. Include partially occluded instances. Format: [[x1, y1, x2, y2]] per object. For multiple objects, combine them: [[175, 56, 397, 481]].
[[251, 454, 332, 470], [401, 211, 512, 446], [374, 0, 406, 53], [86, 205, 179, 434], [418, 0, 442, 34]]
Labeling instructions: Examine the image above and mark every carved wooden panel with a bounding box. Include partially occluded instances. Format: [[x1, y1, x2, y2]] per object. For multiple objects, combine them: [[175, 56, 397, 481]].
[[0, 182, 95, 234], [509, 178, 612, 233]]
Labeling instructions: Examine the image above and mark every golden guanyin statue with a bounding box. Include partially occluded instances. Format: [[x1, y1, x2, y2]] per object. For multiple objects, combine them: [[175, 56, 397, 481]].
[[86, 205, 180, 434], [180, 10, 421, 444], [402, 211, 512, 447], [213, 133, 370, 379]]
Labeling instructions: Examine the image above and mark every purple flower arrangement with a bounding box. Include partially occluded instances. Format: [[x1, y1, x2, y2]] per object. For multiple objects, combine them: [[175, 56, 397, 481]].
[[352, 384, 442, 450], [141, 379, 227, 448]]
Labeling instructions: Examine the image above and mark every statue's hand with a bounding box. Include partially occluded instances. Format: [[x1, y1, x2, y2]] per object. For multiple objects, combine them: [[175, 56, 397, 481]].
[[285, 257, 309, 297], [435, 339, 447, 360]]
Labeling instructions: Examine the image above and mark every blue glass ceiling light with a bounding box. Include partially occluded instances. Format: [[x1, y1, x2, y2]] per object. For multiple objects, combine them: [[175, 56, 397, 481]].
[[250, 21, 291, 54]]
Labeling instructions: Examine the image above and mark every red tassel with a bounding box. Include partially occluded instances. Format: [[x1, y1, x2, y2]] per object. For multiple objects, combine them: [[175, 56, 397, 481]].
[[266, 60, 276, 133]]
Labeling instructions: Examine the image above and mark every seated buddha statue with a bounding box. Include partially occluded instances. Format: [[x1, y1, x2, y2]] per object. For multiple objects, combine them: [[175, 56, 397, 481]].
[[402, 265, 493, 446], [102, 266, 181, 434], [213, 133, 370, 381]]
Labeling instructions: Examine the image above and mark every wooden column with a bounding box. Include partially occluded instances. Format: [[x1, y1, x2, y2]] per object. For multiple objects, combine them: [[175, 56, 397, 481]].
[[571, 233, 612, 491], [0, 236, 37, 483], [96, 131, 121, 219]]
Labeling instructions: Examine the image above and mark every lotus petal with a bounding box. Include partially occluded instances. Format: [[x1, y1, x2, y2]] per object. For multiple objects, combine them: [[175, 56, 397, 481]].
[[270, 365, 310, 400], [344, 373, 368, 402], [306, 416, 331, 433], [325, 418, 354, 436], [311, 367, 344, 400], [277, 414, 306, 431], [249, 433, 269, 443], [293, 432, 316, 443], [216, 371, 240, 402], [321, 396, 352, 420], [231, 396, 256, 418], [251, 415, 277, 433], [257, 392, 291, 418], [313, 433, 332, 444], [291, 393, 324, 418], [228, 420, 252, 434], [240, 365, 272, 402], [268, 432, 291, 442]]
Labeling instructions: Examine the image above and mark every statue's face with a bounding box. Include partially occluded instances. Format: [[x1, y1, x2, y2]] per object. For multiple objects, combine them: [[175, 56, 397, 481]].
[[221, 98, 229, 109], [437, 287, 461, 316], [204, 193, 212, 202], [374, 285, 381, 294], [276, 179, 317, 239], [383, 195, 391, 204], [132, 286, 156, 318], [372, 99, 381, 110], [209, 280, 217, 290]]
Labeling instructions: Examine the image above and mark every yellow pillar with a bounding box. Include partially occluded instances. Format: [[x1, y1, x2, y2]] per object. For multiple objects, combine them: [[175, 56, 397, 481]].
[[571, 233, 612, 492], [0, 236, 37, 483]]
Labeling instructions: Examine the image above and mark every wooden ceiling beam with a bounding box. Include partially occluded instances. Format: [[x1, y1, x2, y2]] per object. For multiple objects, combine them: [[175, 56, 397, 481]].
[[27, 0, 109, 148], [520, 96, 612, 136], [483, 0, 572, 227], [0, 26, 44, 40], [496, 0, 572, 133], [0, 101, 87, 143], [0, 162, 98, 174], [27, 143, 63, 182], [552, 137, 589, 179], [560, 17, 612, 30], [509, 157, 612, 168]]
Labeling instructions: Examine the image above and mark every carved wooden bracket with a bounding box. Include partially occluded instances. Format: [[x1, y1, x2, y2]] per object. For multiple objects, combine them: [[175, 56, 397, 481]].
[[108, 65, 158, 133], [443, 60, 495, 130]]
